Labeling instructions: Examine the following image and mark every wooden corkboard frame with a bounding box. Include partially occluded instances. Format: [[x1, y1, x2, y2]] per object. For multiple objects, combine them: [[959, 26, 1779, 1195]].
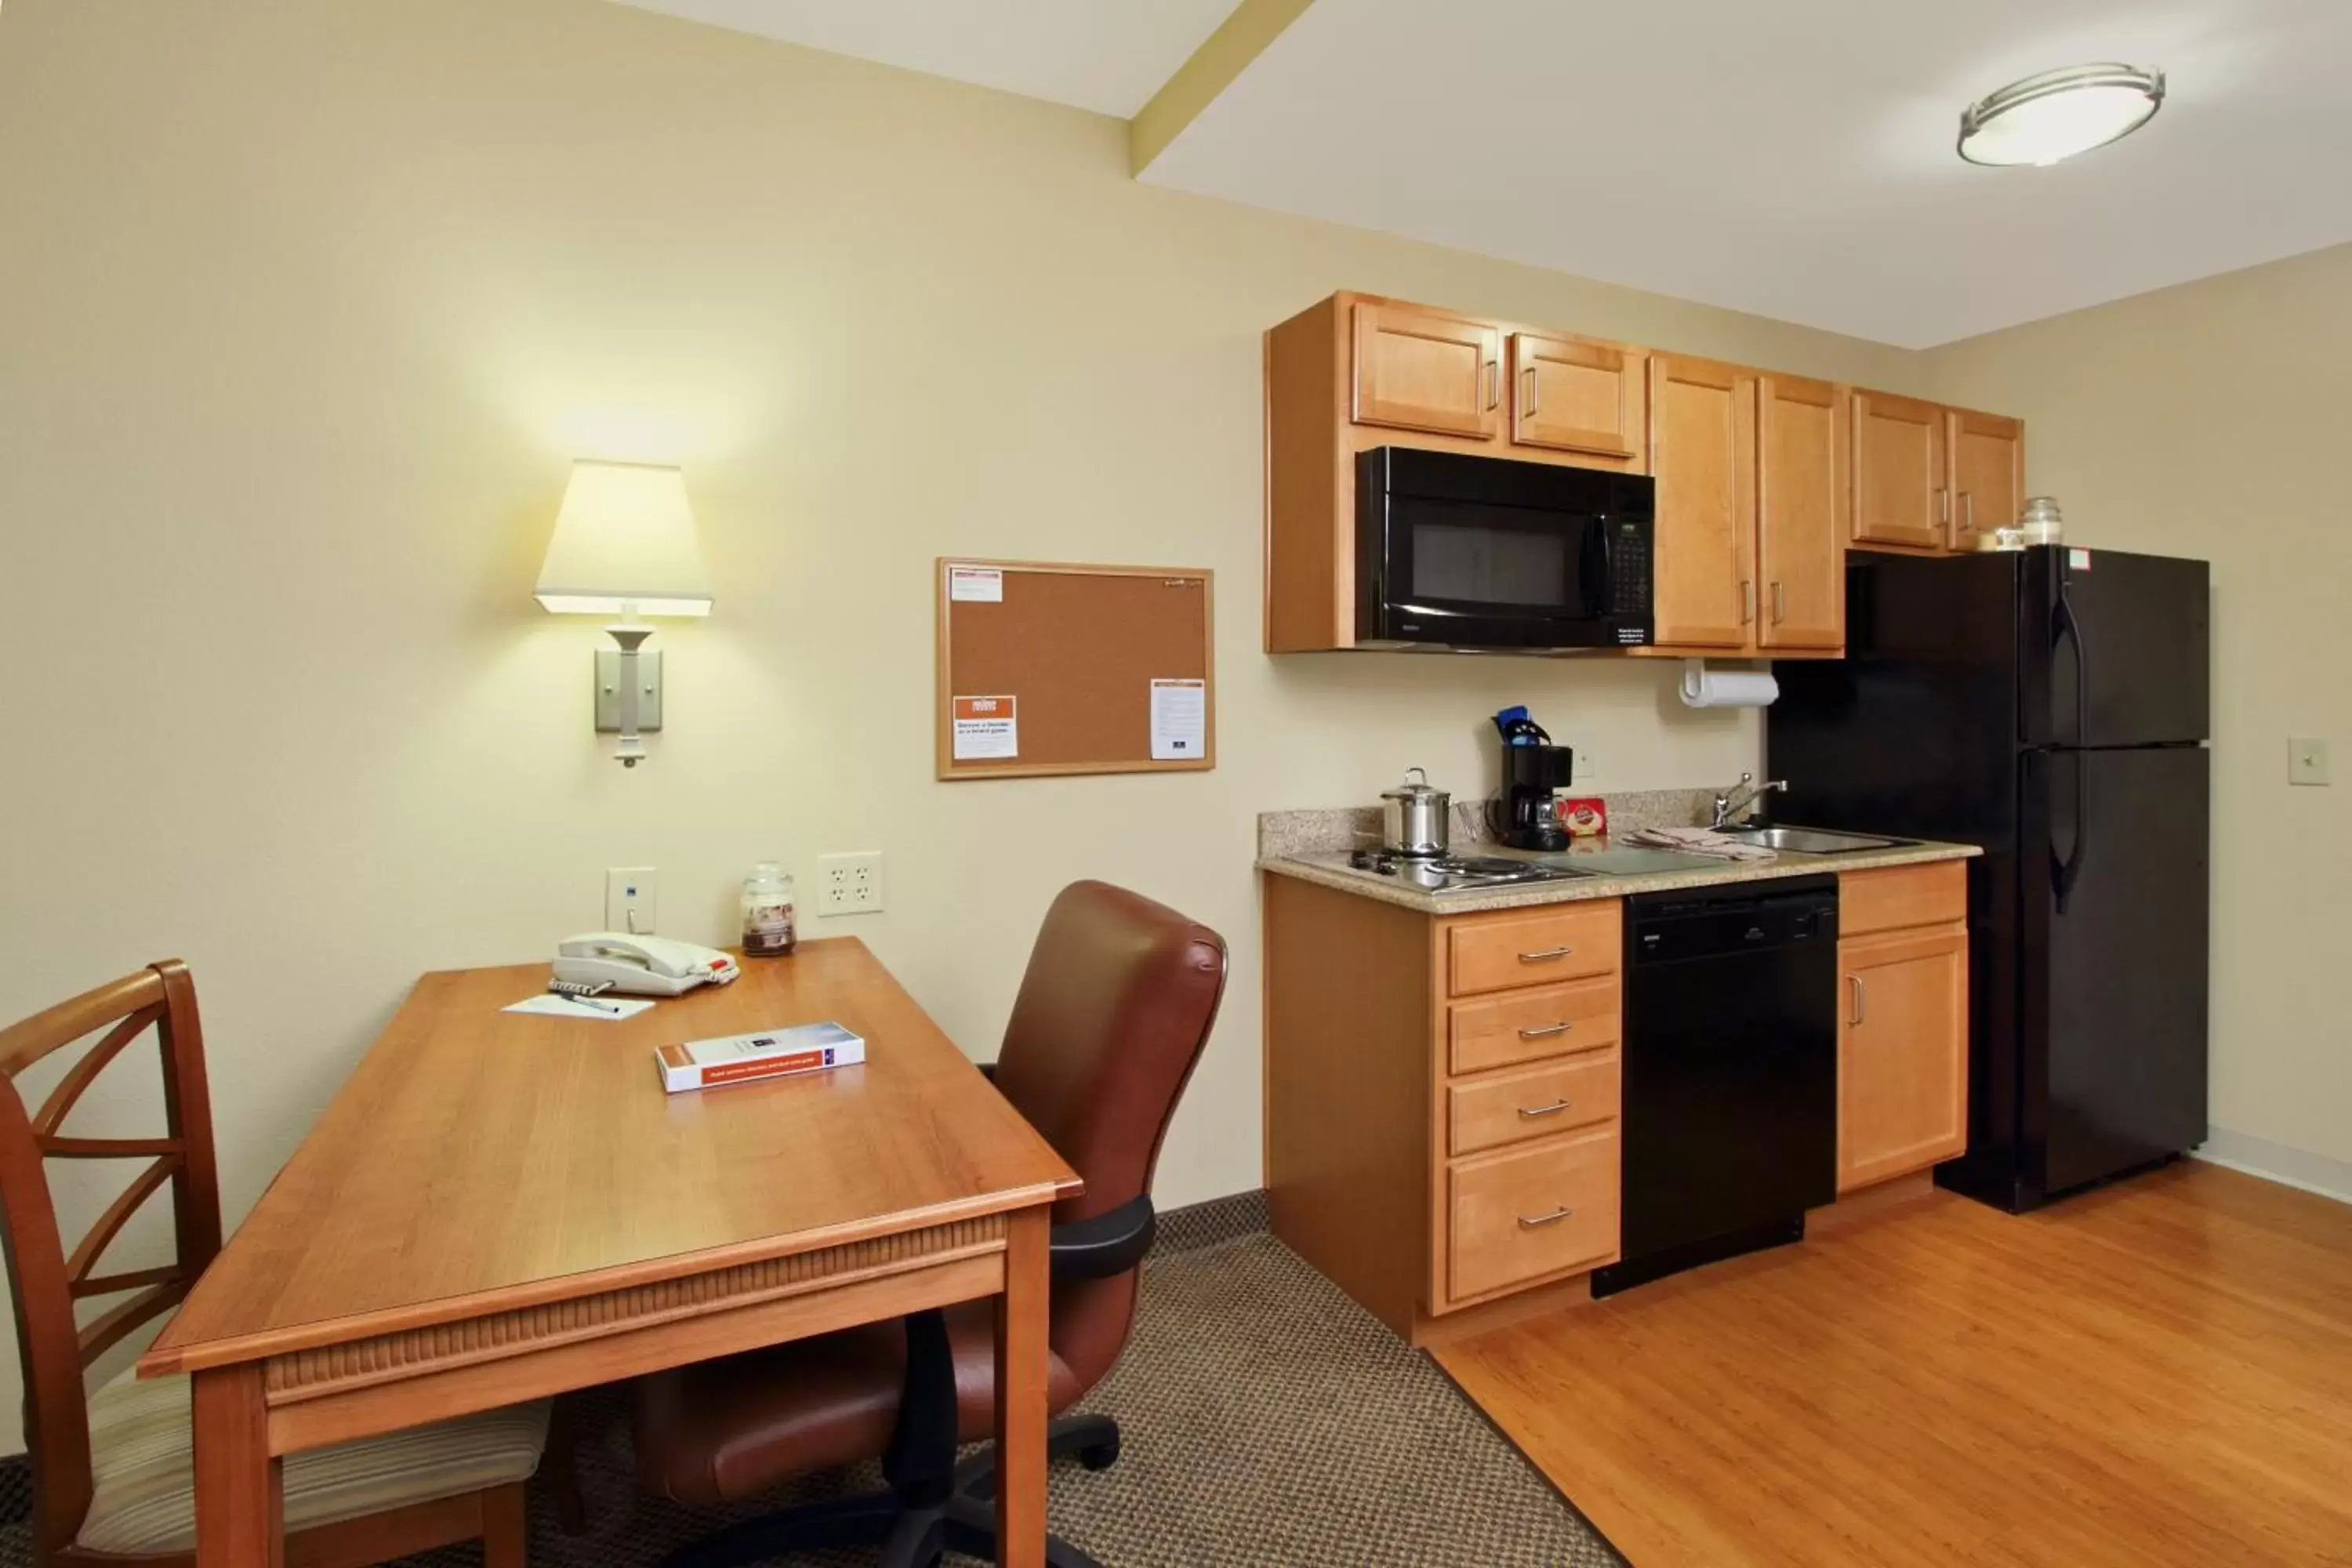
[[936, 559, 1216, 781]]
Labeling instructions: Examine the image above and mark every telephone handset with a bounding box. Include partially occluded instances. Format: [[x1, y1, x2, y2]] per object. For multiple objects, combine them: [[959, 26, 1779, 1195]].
[[554, 932, 740, 996]]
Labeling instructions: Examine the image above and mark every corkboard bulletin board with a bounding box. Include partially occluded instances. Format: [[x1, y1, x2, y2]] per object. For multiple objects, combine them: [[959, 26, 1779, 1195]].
[[935, 559, 1216, 780]]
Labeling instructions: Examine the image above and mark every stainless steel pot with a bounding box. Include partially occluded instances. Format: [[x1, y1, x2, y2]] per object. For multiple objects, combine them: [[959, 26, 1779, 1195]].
[[1381, 768, 1451, 858]]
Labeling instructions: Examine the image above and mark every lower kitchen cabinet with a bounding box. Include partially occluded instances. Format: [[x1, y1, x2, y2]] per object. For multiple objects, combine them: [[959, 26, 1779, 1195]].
[[1263, 873, 1624, 1345], [1837, 863, 1970, 1193]]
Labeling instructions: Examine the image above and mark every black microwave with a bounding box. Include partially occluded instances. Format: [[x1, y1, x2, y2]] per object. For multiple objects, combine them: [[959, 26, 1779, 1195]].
[[1355, 447, 1654, 650]]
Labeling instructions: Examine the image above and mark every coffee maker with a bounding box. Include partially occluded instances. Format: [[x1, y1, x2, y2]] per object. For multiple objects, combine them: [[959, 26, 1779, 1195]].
[[1493, 706, 1573, 851]]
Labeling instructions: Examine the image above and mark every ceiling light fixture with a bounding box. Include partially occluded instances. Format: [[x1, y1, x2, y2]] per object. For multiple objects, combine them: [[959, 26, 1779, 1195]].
[[1958, 64, 2165, 168]]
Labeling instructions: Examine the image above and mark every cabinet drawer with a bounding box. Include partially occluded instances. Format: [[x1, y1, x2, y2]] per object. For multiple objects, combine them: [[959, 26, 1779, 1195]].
[[1448, 1054, 1620, 1156], [1448, 1130, 1621, 1303], [1842, 862, 1966, 938], [1447, 978, 1621, 1075], [1447, 902, 1621, 996]]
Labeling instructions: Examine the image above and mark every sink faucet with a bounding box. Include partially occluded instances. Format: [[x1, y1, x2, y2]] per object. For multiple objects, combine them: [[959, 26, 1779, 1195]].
[[1711, 772, 1788, 830]]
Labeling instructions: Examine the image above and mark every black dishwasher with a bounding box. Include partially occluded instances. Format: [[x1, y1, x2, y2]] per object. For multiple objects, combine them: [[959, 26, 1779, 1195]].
[[1592, 875, 1839, 1298]]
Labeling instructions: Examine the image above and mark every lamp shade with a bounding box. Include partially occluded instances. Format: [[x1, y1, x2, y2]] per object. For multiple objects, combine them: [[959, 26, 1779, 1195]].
[[533, 460, 713, 617]]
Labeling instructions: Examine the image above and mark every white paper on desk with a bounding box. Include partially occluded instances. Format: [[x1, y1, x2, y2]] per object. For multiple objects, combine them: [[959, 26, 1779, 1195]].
[[1149, 678, 1207, 761], [503, 993, 657, 1021]]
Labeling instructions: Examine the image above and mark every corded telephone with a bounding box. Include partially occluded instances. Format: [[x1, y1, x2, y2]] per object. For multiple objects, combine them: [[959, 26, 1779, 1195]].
[[554, 932, 740, 996]]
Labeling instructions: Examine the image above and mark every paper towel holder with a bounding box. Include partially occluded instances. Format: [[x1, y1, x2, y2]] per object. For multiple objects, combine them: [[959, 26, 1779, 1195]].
[[1679, 659, 1781, 710]]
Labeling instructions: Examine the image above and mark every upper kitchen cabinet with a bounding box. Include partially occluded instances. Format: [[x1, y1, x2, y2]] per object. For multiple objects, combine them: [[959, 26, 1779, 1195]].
[[1510, 333, 1649, 468], [1852, 390, 1949, 550], [1948, 408, 2025, 550], [1352, 299, 1502, 440], [1756, 374, 1848, 651], [1646, 354, 1756, 651]]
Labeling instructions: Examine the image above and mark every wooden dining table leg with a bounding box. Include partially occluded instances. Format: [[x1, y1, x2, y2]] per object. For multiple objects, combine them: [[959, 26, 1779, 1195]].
[[192, 1363, 284, 1568], [995, 1206, 1051, 1568]]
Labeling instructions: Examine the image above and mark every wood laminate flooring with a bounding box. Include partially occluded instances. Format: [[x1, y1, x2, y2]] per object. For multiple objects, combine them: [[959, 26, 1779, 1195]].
[[1434, 1161, 2352, 1567]]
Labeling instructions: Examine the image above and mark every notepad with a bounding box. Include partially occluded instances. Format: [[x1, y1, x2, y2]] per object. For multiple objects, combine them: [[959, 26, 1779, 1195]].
[[503, 993, 657, 1021]]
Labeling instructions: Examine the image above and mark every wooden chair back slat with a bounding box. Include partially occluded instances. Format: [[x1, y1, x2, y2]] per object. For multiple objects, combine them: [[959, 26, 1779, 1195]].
[[71, 1263, 186, 1301], [63, 1153, 183, 1285], [31, 1007, 163, 1137], [31, 1136, 182, 1160], [77, 1279, 193, 1367], [0, 960, 224, 1559]]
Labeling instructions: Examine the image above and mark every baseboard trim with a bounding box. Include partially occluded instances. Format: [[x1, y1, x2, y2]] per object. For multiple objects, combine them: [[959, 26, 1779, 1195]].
[[1150, 1188, 1269, 1255], [2192, 1128, 2352, 1206]]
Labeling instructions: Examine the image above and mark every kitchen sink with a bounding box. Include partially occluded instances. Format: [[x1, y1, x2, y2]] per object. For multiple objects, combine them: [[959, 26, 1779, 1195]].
[[1714, 826, 1911, 855]]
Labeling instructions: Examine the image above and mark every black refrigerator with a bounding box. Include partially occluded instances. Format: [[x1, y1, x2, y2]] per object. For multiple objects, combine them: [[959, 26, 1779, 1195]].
[[1769, 545, 2210, 1212]]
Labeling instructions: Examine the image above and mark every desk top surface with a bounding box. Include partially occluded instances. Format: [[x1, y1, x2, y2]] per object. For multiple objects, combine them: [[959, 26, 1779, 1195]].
[[143, 938, 1079, 1374]]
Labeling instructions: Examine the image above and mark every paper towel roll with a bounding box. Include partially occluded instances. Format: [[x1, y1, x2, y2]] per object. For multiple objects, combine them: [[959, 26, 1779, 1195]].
[[1680, 660, 1780, 710]]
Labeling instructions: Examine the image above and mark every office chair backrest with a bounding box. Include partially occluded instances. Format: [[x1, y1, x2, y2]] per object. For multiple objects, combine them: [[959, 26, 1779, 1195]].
[[989, 883, 1225, 1388], [993, 881, 1227, 1228], [0, 960, 225, 1560]]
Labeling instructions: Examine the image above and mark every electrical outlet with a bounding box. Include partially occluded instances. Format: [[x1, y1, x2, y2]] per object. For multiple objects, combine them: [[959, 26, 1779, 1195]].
[[2289, 737, 2331, 786], [606, 866, 657, 933], [818, 851, 885, 916]]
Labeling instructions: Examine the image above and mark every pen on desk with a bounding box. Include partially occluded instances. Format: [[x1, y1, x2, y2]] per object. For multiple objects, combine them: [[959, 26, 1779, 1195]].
[[562, 993, 623, 1014]]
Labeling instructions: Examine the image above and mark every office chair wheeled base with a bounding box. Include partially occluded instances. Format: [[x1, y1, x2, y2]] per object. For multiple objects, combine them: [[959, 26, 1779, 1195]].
[[656, 1413, 1121, 1568]]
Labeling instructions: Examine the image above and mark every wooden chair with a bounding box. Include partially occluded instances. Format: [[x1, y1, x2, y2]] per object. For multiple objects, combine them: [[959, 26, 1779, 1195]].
[[0, 961, 546, 1566]]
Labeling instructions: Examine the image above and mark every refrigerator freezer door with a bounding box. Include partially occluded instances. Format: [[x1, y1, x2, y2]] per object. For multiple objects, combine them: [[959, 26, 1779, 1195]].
[[2021, 746, 2211, 1196], [2023, 547, 2211, 748]]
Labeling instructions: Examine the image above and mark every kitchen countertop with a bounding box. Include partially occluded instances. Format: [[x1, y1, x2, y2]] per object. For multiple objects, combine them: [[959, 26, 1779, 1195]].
[[1257, 834, 1980, 915]]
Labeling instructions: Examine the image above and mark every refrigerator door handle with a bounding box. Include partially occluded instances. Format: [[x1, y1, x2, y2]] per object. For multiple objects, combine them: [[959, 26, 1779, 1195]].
[[2053, 589, 2091, 914]]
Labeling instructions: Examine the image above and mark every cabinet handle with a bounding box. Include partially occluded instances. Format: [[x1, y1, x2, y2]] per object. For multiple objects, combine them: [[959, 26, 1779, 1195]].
[[1484, 361, 1500, 411], [1519, 1098, 1573, 1119], [1962, 492, 1976, 535], [1741, 579, 1755, 625], [1522, 364, 1540, 417], [1936, 487, 1951, 526], [1517, 946, 1573, 964], [1518, 1020, 1575, 1040], [1849, 975, 1867, 1026], [1772, 581, 1786, 625], [1519, 1205, 1576, 1229]]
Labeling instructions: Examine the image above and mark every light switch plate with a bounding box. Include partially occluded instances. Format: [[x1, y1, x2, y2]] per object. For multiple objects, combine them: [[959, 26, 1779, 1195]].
[[606, 867, 658, 933], [818, 851, 885, 916], [2288, 737, 2330, 786]]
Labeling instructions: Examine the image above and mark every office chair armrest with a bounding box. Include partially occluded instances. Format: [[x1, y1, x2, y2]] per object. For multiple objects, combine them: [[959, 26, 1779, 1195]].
[[1050, 1195, 1155, 1283]]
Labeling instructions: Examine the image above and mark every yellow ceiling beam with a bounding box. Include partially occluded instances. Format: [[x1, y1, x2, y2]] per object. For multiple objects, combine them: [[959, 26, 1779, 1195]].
[[1130, 0, 1317, 176]]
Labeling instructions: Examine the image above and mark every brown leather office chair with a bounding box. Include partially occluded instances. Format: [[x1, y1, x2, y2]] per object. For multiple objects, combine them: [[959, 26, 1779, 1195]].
[[0, 961, 548, 1566], [633, 881, 1228, 1568]]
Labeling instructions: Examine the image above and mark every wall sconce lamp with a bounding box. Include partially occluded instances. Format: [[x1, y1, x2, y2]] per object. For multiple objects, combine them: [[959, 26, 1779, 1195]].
[[533, 460, 713, 767]]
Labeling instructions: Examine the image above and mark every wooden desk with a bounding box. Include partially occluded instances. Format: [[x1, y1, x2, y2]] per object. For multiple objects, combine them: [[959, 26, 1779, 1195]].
[[140, 938, 1081, 1567]]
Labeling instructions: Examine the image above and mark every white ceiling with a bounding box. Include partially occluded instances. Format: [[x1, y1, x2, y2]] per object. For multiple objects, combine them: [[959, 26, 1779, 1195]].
[[608, 0, 1243, 117], [1142, 0, 2352, 347]]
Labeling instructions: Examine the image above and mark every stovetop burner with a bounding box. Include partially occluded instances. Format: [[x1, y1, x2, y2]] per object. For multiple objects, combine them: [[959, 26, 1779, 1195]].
[[1327, 848, 1591, 892]]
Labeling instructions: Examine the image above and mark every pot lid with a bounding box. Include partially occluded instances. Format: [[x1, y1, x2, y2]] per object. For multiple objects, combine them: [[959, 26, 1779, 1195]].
[[1382, 767, 1446, 801]]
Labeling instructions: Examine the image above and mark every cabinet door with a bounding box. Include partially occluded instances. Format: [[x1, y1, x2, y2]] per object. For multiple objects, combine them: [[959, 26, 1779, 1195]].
[[1838, 928, 1968, 1193], [1757, 374, 1847, 650], [1949, 408, 2024, 550], [1646, 354, 1757, 649], [1351, 301, 1501, 439], [1509, 332, 1647, 467], [1852, 390, 1948, 550]]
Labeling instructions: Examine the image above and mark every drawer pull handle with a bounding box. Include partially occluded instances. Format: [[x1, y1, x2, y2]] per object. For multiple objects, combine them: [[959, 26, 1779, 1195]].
[[1519, 1206, 1576, 1229], [1519, 1098, 1572, 1119], [1517, 1021, 1574, 1040], [1518, 946, 1574, 964]]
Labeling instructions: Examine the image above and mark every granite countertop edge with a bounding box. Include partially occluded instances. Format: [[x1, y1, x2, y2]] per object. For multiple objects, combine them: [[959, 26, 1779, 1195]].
[[1255, 839, 1982, 915]]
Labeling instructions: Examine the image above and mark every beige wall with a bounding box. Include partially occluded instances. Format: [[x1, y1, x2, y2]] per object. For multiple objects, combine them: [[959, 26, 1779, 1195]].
[[0, 0, 1930, 1450], [1926, 242, 2352, 1196]]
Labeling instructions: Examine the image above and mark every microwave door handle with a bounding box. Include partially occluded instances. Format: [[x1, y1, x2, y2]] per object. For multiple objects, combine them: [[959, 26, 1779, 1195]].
[[1584, 519, 1612, 619]]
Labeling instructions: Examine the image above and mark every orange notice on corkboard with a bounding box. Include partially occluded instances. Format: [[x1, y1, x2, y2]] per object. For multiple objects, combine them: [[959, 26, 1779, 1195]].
[[936, 559, 1215, 781]]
